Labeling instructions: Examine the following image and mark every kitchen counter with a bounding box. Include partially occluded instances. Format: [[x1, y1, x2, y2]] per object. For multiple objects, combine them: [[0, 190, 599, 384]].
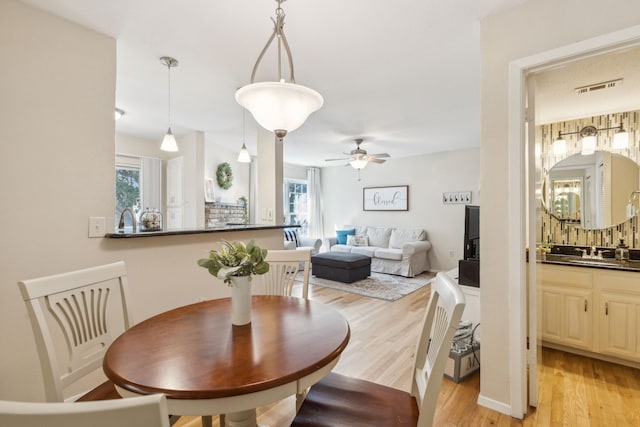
[[105, 224, 295, 239]]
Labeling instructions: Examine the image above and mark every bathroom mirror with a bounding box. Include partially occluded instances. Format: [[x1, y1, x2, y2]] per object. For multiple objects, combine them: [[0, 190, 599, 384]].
[[543, 151, 640, 229]]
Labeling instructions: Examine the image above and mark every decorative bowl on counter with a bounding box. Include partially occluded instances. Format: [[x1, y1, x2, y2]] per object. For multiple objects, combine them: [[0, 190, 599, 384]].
[[139, 208, 163, 232]]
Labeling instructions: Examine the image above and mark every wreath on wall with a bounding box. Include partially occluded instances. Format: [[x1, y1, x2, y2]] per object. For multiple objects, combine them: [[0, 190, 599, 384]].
[[216, 162, 233, 190]]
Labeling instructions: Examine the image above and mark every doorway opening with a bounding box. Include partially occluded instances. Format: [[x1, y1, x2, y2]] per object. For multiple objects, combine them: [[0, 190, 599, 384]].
[[510, 26, 640, 419]]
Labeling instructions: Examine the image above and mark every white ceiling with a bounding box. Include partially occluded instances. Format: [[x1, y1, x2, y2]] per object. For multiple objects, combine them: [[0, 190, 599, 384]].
[[19, 0, 640, 167]]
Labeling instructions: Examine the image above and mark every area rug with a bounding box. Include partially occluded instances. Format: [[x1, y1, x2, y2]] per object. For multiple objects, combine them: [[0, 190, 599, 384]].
[[296, 271, 435, 302]]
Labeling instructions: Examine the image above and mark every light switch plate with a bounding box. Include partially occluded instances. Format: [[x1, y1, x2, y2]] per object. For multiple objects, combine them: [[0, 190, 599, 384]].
[[88, 217, 105, 238]]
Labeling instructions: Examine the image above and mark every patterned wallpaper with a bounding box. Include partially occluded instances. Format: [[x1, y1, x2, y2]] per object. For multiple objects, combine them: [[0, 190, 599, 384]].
[[537, 110, 640, 248]]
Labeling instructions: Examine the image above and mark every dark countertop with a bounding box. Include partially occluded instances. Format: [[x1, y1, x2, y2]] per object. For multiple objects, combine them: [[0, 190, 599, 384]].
[[540, 253, 640, 272], [105, 224, 294, 239]]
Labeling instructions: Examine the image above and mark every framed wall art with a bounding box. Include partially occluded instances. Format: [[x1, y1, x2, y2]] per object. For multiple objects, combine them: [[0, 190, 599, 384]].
[[363, 185, 409, 211]]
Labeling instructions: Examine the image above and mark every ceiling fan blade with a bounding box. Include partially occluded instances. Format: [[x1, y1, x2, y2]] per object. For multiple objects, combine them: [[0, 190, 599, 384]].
[[325, 157, 352, 162], [367, 157, 386, 164], [368, 153, 390, 158]]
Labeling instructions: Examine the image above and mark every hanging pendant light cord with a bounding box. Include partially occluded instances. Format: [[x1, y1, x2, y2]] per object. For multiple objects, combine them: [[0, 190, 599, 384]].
[[249, 0, 295, 84], [167, 62, 172, 128], [243, 109, 248, 148]]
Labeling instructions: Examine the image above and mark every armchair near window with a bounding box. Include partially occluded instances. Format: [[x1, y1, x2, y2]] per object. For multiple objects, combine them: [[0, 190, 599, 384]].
[[284, 228, 322, 255]]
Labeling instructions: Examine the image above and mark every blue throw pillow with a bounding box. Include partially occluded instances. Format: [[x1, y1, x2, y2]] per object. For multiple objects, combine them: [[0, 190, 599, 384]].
[[336, 228, 356, 245]]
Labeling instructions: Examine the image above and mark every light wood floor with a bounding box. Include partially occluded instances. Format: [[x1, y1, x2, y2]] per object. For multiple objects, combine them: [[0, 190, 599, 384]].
[[174, 281, 640, 427]]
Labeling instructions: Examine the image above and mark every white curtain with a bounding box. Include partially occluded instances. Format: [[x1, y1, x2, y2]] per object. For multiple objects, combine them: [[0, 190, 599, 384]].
[[141, 157, 162, 211], [307, 167, 324, 238], [249, 157, 258, 224]]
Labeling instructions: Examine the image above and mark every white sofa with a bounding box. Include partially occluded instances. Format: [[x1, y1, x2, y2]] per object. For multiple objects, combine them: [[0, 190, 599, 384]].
[[323, 225, 431, 277]]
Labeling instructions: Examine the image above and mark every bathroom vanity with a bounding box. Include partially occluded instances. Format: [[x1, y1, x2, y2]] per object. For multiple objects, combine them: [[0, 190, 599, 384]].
[[537, 256, 640, 367]]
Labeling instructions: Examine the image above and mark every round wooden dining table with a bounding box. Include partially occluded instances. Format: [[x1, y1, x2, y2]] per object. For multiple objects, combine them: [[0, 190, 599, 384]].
[[103, 295, 350, 427]]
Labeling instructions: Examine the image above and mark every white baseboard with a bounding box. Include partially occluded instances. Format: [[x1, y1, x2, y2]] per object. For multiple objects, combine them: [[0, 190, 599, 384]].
[[477, 394, 512, 416]]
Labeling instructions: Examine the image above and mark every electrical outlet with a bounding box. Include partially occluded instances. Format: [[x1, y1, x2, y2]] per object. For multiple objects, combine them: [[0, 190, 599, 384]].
[[449, 250, 456, 258], [88, 217, 105, 238]]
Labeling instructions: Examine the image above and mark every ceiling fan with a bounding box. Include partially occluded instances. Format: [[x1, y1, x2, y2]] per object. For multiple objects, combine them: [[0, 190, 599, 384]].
[[325, 138, 390, 169]]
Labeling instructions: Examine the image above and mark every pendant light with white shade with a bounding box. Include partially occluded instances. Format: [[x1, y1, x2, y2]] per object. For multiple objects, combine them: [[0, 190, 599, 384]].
[[160, 56, 179, 152], [235, 0, 323, 141]]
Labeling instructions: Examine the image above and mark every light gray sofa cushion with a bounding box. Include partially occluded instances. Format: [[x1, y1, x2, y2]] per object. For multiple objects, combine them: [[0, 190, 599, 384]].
[[366, 227, 392, 248], [389, 228, 426, 249], [331, 244, 352, 253], [374, 248, 403, 261], [351, 246, 377, 257]]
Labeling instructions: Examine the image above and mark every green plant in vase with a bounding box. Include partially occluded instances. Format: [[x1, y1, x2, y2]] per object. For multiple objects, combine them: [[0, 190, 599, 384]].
[[197, 240, 269, 285]]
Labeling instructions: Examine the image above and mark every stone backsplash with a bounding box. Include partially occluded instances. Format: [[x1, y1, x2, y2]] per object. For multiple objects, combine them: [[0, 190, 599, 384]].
[[205, 202, 247, 228]]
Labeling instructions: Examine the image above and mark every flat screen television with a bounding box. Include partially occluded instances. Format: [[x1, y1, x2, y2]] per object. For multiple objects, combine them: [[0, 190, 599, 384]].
[[464, 205, 480, 260]]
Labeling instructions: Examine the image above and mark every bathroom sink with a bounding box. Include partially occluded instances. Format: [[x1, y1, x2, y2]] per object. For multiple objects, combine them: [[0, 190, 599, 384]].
[[567, 259, 619, 267], [542, 254, 577, 263]]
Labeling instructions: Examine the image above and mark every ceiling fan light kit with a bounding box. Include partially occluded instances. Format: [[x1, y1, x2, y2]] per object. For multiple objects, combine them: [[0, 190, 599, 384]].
[[326, 138, 390, 169], [235, 0, 323, 140], [350, 158, 368, 170]]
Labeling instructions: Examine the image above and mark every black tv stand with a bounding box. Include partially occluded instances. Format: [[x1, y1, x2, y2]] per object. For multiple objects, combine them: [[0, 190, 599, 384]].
[[459, 259, 479, 288]]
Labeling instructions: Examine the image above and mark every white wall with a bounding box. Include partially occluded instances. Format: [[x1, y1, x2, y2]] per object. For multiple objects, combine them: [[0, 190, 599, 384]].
[[0, 0, 116, 400], [0, 1, 282, 402], [204, 138, 251, 205], [116, 133, 171, 160], [321, 148, 481, 271], [480, 0, 640, 412], [284, 163, 308, 181]]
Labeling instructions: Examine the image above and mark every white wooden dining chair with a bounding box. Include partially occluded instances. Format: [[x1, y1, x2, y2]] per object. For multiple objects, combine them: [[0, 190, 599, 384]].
[[258, 248, 311, 299], [18, 261, 133, 403], [291, 272, 466, 427], [0, 394, 170, 427], [18, 261, 217, 427]]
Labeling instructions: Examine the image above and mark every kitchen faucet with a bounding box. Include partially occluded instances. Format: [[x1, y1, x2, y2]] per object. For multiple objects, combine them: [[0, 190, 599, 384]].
[[118, 208, 137, 232]]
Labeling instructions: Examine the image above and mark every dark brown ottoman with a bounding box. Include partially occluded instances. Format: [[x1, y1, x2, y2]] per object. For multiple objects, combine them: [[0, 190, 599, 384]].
[[311, 252, 371, 283]]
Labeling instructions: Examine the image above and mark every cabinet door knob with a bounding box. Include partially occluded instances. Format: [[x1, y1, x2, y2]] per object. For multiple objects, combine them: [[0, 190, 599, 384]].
[[584, 299, 588, 312], [605, 302, 609, 316]]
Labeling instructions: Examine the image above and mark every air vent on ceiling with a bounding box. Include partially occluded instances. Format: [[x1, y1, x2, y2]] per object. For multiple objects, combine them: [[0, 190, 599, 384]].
[[575, 78, 623, 95]]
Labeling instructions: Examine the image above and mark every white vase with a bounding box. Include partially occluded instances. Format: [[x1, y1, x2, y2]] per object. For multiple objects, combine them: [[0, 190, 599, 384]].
[[230, 276, 252, 326]]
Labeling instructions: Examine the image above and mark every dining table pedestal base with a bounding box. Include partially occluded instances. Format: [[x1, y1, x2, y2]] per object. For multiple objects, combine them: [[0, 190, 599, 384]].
[[225, 409, 256, 427]]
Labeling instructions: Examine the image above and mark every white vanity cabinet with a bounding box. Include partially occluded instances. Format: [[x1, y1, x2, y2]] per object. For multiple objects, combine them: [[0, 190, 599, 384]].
[[539, 265, 593, 351], [539, 263, 640, 365], [595, 271, 640, 362]]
